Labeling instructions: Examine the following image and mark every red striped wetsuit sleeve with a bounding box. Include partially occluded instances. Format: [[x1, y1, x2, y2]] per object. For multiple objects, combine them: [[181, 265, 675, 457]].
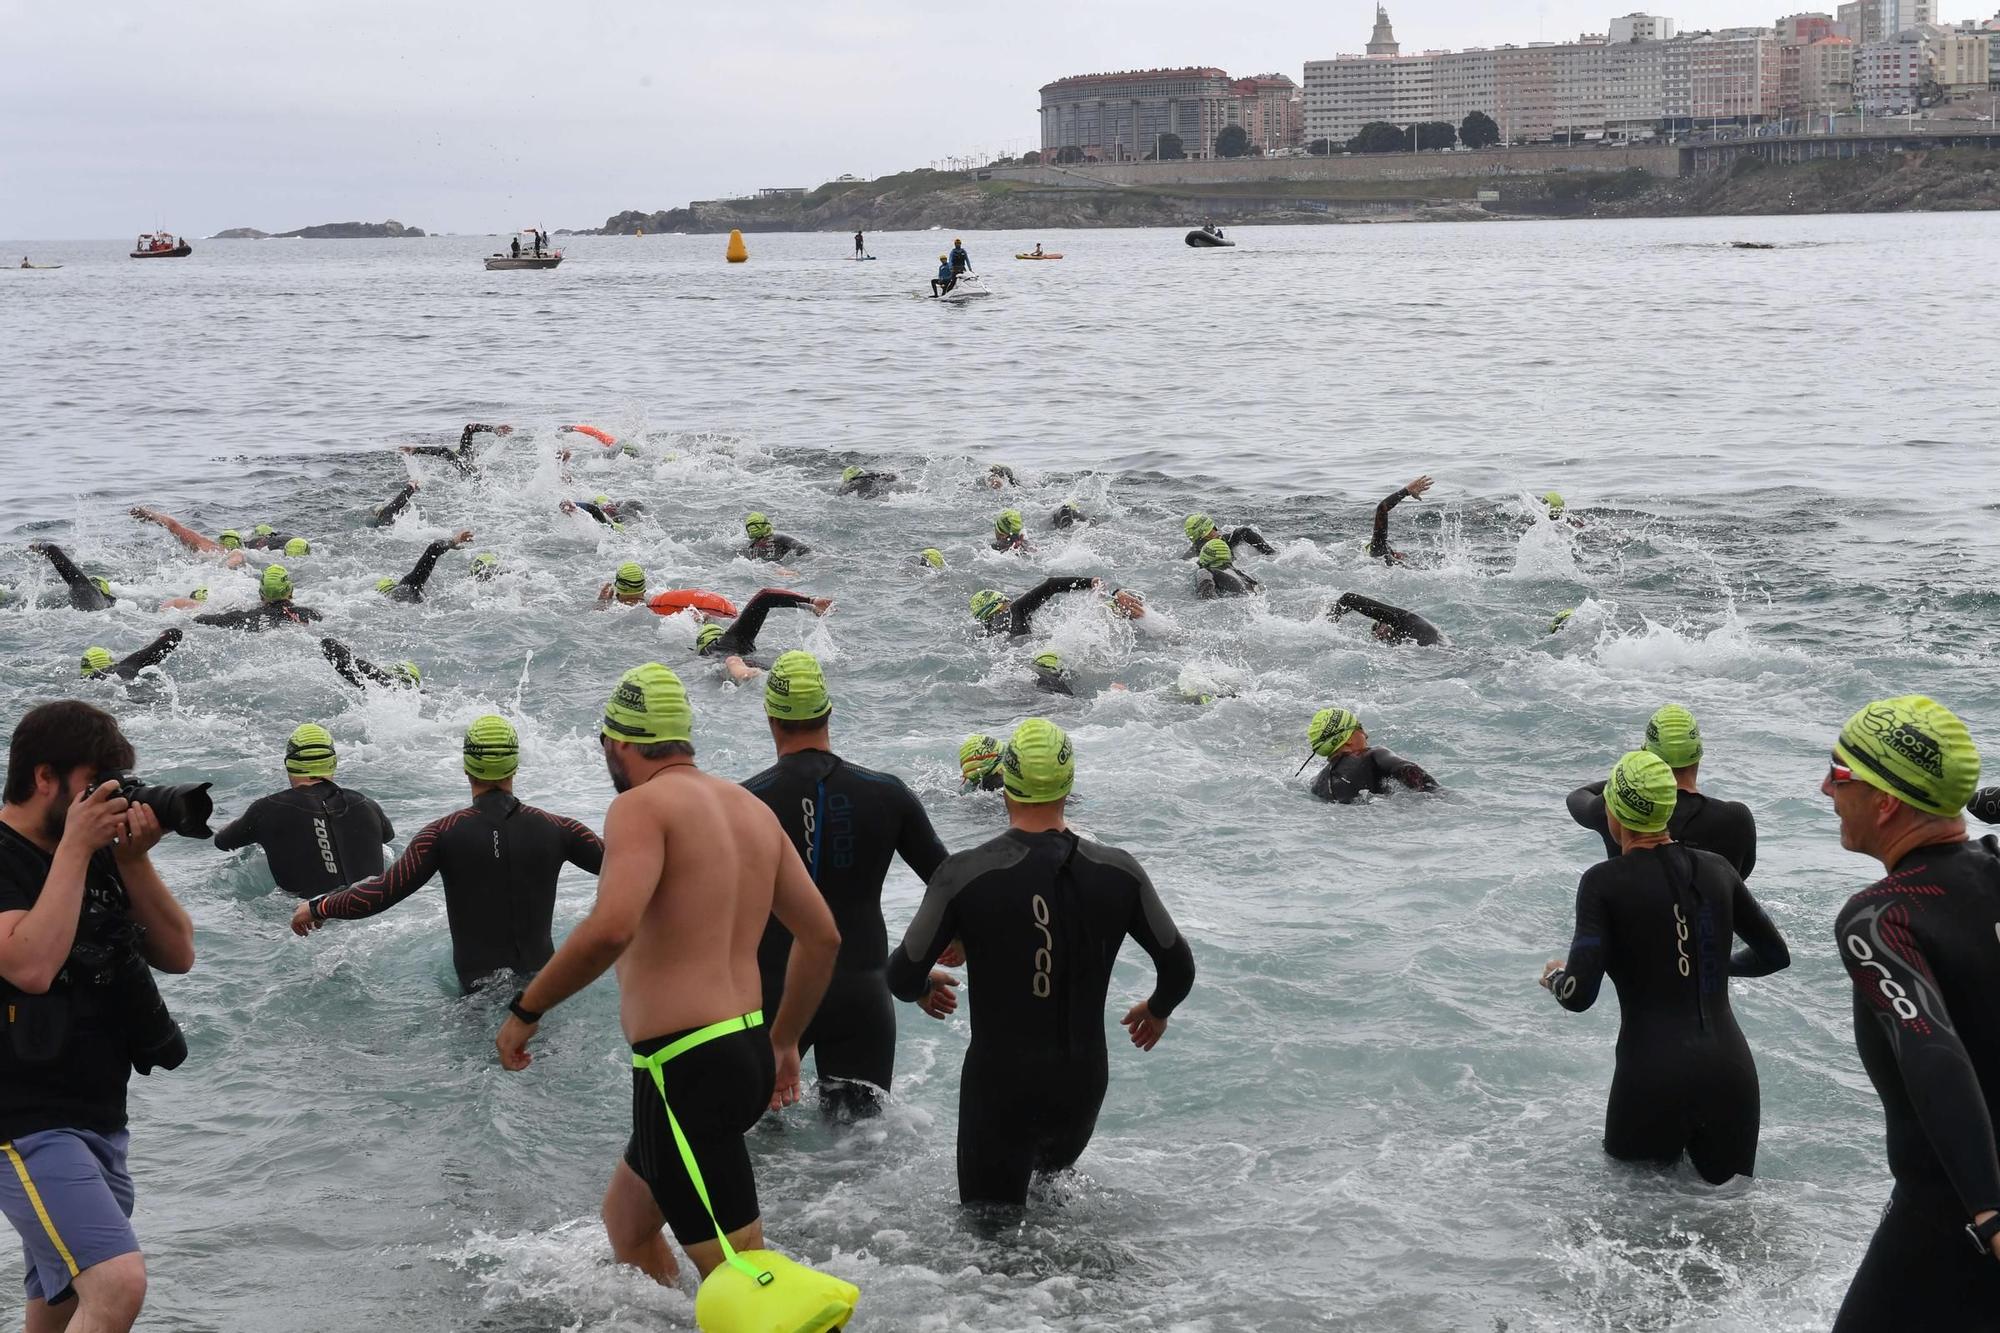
[[315, 813, 455, 919]]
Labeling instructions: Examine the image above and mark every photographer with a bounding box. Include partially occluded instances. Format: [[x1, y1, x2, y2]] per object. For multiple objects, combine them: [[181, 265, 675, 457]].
[[0, 701, 195, 1332]]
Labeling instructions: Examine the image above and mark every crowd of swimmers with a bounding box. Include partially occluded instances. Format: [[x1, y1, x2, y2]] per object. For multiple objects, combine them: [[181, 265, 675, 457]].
[[3, 422, 1996, 1331]]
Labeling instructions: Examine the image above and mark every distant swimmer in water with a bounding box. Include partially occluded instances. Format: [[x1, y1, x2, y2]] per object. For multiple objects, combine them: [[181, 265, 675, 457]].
[[26, 542, 116, 611], [1301, 707, 1439, 804], [281, 537, 312, 559], [968, 575, 1097, 637], [401, 421, 512, 474], [599, 562, 649, 607], [1541, 491, 1585, 529], [562, 496, 642, 528], [1817, 696, 2000, 1329], [984, 464, 1017, 490], [1050, 501, 1088, 529], [1567, 705, 1757, 878], [374, 532, 473, 603], [838, 465, 898, 498], [494, 665, 847, 1300], [297, 716, 607, 995], [1182, 513, 1275, 560], [743, 652, 951, 1119], [194, 565, 323, 630], [128, 507, 249, 567], [215, 724, 395, 897], [1367, 474, 1434, 565], [887, 719, 1196, 1205], [693, 625, 761, 683], [959, 734, 1005, 792], [991, 510, 1028, 553], [320, 637, 421, 691], [915, 548, 946, 571], [1329, 592, 1443, 647], [468, 552, 500, 582], [1540, 750, 1791, 1185], [155, 587, 209, 612], [1548, 608, 1576, 635], [79, 630, 183, 682], [742, 512, 809, 562], [369, 480, 420, 528], [240, 525, 299, 552], [1195, 539, 1259, 599], [1031, 650, 1074, 696]]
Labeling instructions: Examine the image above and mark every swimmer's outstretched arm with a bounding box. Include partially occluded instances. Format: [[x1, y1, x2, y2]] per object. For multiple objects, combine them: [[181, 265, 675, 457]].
[[397, 533, 469, 593], [716, 589, 826, 656], [1374, 748, 1439, 793], [1368, 475, 1432, 560], [130, 506, 222, 553], [302, 821, 447, 925], [1726, 878, 1789, 977], [370, 481, 419, 528], [1009, 575, 1096, 633], [110, 628, 183, 680], [1230, 525, 1278, 556], [1541, 877, 1608, 1010], [28, 542, 113, 611]]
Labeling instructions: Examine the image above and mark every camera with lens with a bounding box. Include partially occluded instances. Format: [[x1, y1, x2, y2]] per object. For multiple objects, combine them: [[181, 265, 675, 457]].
[[87, 772, 214, 839], [68, 892, 189, 1076]]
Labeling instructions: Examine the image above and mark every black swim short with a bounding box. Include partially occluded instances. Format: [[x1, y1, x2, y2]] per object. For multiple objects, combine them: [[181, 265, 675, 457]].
[[624, 1023, 775, 1247]]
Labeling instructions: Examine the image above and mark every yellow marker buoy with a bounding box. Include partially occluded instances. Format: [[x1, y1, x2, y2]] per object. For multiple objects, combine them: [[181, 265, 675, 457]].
[[726, 229, 748, 263]]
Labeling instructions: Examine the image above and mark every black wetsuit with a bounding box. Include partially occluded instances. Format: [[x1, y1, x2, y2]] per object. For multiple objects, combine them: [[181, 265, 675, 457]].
[[320, 637, 414, 690], [701, 589, 815, 658], [406, 422, 505, 474], [1183, 526, 1275, 560], [213, 780, 394, 897], [193, 599, 323, 630], [987, 576, 1095, 637], [744, 750, 948, 1116], [383, 539, 452, 603], [1196, 567, 1259, 599], [963, 770, 1006, 794], [1333, 592, 1442, 646], [308, 790, 603, 992], [992, 532, 1028, 553], [1567, 781, 1758, 879], [745, 533, 809, 562], [85, 629, 183, 681], [1368, 486, 1419, 563], [887, 828, 1196, 1205], [1545, 843, 1790, 1184], [1033, 663, 1074, 696], [240, 530, 295, 551], [1051, 504, 1088, 529], [988, 465, 1017, 487], [1967, 787, 2000, 825], [1832, 836, 2000, 1330], [29, 543, 113, 611], [1311, 747, 1438, 803], [370, 482, 418, 528], [838, 471, 897, 499]]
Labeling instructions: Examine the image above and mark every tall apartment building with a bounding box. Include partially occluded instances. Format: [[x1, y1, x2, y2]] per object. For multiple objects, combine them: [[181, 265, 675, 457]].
[[1799, 34, 1857, 114], [1233, 74, 1305, 152], [1610, 12, 1678, 41], [1039, 67, 1238, 160], [1837, 0, 1888, 41], [1778, 12, 1839, 42], [1886, 0, 1938, 32]]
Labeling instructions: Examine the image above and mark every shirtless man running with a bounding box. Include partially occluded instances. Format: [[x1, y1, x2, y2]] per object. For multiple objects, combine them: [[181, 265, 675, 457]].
[[493, 663, 839, 1284]]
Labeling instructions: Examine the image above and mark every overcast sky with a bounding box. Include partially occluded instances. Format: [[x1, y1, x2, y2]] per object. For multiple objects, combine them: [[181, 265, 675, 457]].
[[4, 0, 1802, 237]]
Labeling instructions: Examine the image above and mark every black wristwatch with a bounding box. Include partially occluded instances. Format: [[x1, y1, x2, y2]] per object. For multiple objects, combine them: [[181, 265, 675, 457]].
[[1967, 1213, 2000, 1258], [507, 991, 543, 1025]]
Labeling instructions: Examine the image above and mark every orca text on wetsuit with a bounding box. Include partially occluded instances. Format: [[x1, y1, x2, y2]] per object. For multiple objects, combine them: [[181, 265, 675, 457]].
[[305, 791, 603, 992], [214, 782, 394, 898], [1544, 843, 1790, 1183], [1831, 834, 2000, 1328], [886, 827, 1196, 1204], [1568, 781, 1758, 878], [744, 750, 947, 1114]]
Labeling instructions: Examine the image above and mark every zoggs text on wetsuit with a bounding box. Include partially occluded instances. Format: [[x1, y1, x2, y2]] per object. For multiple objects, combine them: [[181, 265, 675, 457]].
[[1545, 843, 1790, 1183], [887, 827, 1196, 1204], [307, 790, 602, 992], [744, 750, 947, 1115], [213, 781, 394, 897]]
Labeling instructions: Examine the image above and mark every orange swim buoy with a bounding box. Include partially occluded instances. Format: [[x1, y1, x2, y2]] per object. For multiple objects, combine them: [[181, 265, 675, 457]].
[[563, 424, 617, 446], [647, 589, 738, 618]]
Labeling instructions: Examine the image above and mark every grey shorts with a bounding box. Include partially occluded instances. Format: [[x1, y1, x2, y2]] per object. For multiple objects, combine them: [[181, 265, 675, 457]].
[[0, 1127, 138, 1304]]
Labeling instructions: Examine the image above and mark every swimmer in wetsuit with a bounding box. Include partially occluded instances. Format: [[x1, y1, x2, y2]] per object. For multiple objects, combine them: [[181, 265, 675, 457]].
[[1195, 539, 1260, 599], [959, 734, 1005, 792], [320, 637, 420, 690], [370, 480, 420, 527], [1182, 512, 1276, 560], [374, 531, 472, 603], [215, 724, 395, 897], [1819, 696, 2000, 1328], [887, 719, 1196, 1205], [194, 565, 323, 630], [743, 653, 950, 1118], [1567, 704, 1757, 877], [984, 464, 1017, 490], [26, 542, 115, 611], [1051, 501, 1088, 529], [1540, 751, 1791, 1185], [1302, 707, 1439, 804], [494, 664, 842, 1288], [1031, 650, 1074, 696], [294, 715, 604, 994], [129, 507, 249, 567], [1367, 474, 1434, 565], [401, 421, 512, 474], [991, 510, 1028, 552], [598, 562, 648, 607], [838, 465, 897, 498], [701, 589, 832, 659], [79, 630, 183, 682], [562, 497, 640, 528], [742, 512, 809, 562], [968, 575, 1097, 637], [1330, 592, 1443, 647]]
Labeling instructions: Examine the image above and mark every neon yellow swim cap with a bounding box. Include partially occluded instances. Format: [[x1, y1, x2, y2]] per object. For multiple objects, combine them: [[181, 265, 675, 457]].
[[959, 733, 1002, 784], [1002, 718, 1073, 804], [1644, 704, 1703, 769], [1309, 707, 1360, 757], [602, 663, 693, 745], [1197, 538, 1232, 571], [80, 647, 114, 676], [463, 715, 520, 781], [765, 651, 832, 722], [1606, 751, 1676, 834], [285, 723, 337, 778], [261, 566, 293, 602], [1833, 695, 1979, 817]]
